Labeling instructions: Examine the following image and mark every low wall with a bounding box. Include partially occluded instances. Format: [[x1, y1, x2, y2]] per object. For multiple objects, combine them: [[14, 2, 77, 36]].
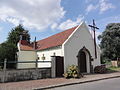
[[0, 68, 51, 83], [111, 60, 120, 67]]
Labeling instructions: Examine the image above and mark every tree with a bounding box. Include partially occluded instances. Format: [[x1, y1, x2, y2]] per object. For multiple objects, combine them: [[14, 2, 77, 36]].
[[0, 24, 30, 69], [7, 24, 30, 45], [98, 23, 120, 61], [0, 42, 17, 68]]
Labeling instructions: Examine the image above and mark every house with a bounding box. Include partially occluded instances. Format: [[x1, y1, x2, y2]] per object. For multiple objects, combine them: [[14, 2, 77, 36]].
[[17, 22, 101, 73]]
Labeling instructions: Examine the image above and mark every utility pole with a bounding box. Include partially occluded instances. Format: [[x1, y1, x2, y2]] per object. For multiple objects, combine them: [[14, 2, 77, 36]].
[[89, 19, 99, 59]]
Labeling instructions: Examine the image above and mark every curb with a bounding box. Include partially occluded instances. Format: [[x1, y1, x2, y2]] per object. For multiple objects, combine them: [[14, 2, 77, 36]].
[[34, 75, 120, 90]]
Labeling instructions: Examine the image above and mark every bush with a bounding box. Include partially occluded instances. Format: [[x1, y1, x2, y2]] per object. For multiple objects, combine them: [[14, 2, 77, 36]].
[[94, 65, 107, 74], [63, 65, 83, 78]]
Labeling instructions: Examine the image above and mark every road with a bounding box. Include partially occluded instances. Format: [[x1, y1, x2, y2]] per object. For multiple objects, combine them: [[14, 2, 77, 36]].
[[50, 77, 120, 90]]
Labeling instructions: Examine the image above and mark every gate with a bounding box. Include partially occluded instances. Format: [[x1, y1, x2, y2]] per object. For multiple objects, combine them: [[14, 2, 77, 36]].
[[51, 56, 64, 77]]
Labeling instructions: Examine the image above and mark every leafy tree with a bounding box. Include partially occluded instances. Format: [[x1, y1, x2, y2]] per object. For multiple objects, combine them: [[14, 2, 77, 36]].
[[7, 24, 30, 45], [98, 23, 120, 61], [0, 42, 17, 68], [0, 24, 30, 69]]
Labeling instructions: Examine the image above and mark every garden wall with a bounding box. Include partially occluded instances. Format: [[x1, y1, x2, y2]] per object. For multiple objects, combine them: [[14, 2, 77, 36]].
[[0, 68, 51, 82]]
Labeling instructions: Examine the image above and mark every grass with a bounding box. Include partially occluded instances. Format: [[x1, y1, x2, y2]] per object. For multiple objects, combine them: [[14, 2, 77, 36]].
[[107, 66, 120, 72]]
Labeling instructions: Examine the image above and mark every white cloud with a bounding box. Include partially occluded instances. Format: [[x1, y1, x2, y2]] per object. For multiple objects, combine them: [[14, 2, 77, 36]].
[[0, 0, 65, 31], [57, 15, 84, 30], [86, 0, 115, 14], [51, 23, 58, 30], [99, 0, 115, 13], [86, 4, 98, 14]]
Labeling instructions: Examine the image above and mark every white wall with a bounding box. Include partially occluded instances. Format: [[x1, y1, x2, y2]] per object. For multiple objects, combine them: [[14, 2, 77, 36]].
[[37, 46, 63, 68], [93, 47, 101, 67], [17, 51, 37, 69], [63, 22, 101, 72]]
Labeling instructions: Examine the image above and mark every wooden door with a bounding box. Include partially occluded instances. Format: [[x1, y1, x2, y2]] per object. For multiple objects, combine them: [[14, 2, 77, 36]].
[[79, 51, 87, 73], [56, 56, 64, 77]]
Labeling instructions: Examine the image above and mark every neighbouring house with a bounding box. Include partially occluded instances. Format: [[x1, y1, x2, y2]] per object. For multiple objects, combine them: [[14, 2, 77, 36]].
[[17, 22, 101, 73]]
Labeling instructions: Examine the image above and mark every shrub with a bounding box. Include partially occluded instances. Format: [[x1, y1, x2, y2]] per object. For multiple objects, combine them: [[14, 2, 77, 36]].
[[63, 65, 83, 78], [94, 65, 107, 74]]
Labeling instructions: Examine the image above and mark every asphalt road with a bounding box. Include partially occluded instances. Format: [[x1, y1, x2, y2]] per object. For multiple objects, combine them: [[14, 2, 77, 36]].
[[50, 77, 120, 90]]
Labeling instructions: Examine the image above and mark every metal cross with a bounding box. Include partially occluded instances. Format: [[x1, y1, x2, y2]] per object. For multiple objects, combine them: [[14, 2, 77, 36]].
[[89, 19, 99, 59]]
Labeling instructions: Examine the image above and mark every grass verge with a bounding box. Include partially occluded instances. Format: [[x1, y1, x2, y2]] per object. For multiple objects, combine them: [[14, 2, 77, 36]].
[[107, 66, 120, 72]]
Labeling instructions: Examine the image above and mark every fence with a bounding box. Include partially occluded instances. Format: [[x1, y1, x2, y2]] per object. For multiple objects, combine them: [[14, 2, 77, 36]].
[[0, 59, 51, 83]]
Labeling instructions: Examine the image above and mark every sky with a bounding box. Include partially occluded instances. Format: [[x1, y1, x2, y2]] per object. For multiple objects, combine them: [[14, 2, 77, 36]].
[[0, 0, 120, 43]]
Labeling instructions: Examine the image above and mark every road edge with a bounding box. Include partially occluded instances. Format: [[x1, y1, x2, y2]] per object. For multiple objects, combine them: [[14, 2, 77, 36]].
[[34, 75, 120, 90]]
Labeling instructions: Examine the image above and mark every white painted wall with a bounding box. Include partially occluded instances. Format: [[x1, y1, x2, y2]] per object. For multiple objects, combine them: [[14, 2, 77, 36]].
[[37, 46, 63, 68], [63, 22, 101, 72], [17, 51, 37, 69], [93, 47, 101, 67]]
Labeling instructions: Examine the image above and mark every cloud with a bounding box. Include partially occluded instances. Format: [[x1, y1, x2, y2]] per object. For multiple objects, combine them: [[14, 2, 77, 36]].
[[51, 23, 58, 30], [0, 0, 65, 31], [86, 0, 115, 14], [57, 15, 84, 30], [99, 0, 115, 13], [86, 4, 98, 14]]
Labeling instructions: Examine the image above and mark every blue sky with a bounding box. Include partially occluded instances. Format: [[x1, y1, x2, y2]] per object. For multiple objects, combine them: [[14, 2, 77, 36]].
[[0, 0, 119, 43]]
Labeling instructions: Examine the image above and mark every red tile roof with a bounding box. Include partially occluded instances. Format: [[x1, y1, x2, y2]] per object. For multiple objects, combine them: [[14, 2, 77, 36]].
[[19, 26, 78, 51], [20, 45, 34, 51], [19, 40, 34, 50]]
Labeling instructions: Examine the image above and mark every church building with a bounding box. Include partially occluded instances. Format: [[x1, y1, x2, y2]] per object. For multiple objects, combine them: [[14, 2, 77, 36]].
[[17, 22, 101, 73]]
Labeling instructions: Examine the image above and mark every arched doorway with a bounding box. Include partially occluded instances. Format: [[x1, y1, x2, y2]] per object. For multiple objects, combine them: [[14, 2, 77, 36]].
[[77, 47, 92, 73]]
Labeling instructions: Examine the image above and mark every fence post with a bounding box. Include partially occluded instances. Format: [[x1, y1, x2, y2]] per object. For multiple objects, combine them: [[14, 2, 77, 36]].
[[2, 59, 7, 83], [35, 59, 38, 69], [51, 56, 56, 78], [35, 59, 38, 79]]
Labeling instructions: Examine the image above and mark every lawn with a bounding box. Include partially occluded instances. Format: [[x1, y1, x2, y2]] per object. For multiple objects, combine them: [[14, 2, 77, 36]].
[[107, 66, 120, 72]]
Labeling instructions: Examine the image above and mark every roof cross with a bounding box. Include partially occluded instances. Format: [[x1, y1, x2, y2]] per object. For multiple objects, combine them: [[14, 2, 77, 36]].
[[89, 19, 99, 59]]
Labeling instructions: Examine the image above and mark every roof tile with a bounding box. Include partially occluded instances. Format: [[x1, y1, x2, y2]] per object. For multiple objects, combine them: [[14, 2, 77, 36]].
[[20, 26, 78, 51]]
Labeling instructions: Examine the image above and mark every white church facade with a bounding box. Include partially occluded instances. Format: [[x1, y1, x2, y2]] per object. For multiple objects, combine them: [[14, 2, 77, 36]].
[[17, 22, 101, 73]]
